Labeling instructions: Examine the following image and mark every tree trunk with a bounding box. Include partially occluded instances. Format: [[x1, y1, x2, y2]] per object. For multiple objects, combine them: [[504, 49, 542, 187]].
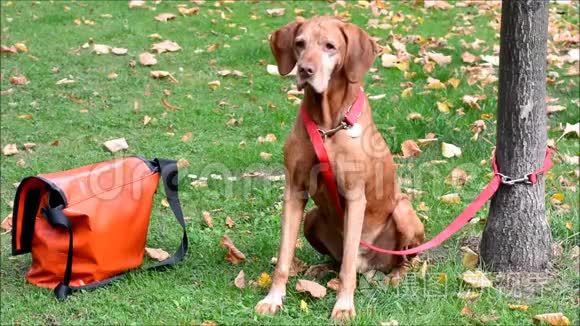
[[480, 0, 551, 272]]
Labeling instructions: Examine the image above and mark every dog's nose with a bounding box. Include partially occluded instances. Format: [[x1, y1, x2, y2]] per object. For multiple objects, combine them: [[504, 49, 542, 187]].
[[298, 64, 314, 78]]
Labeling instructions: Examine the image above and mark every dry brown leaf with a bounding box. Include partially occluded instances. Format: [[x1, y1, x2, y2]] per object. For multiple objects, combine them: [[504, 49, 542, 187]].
[[161, 98, 180, 111], [461, 51, 480, 64], [289, 257, 308, 277], [139, 52, 157, 66], [225, 216, 235, 228], [460, 305, 473, 317], [208, 80, 220, 90], [1, 214, 12, 231], [462, 95, 485, 110], [401, 140, 422, 158], [427, 52, 452, 66], [424, 0, 453, 10], [128, 0, 147, 9], [145, 247, 170, 261], [220, 235, 246, 264], [111, 47, 128, 55], [103, 138, 128, 153], [234, 270, 245, 289], [447, 78, 461, 88], [155, 13, 176, 22], [181, 131, 193, 142], [23, 143, 36, 151], [533, 313, 570, 326], [150, 70, 170, 78], [407, 112, 423, 120], [441, 142, 462, 158], [296, 279, 327, 298], [93, 44, 111, 55], [471, 120, 486, 140], [258, 133, 277, 143], [447, 167, 470, 187], [10, 75, 28, 86], [176, 159, 189, 169], [440, 193, 461, 204], [461, 246, 479, 269], [202, 211, 213, 228], [151, 40, 181, 53], [3, 144, 18, 156], [461, 270, 492, 288], [178, 6, 200, 16], [15, 42, 28, 53], [326, 278, 340, 291]]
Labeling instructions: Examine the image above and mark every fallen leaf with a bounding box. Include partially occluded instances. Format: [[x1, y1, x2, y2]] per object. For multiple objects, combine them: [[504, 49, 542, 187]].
[[176, 159, 189, 169], [234, 270, 245, 289], [547, 105, 566, 114], [461, 270, 492, 288], [145, 247, 170, 261], [533, 313, 570, 326], [427, 52, 452, 66], [257, 272, 272, 288], [462, 95, 484, 110], [266, 8, 285, 17], [471, 120, 486, 140], [551, 192, 565, 205], [457, 291, 480, 300], [103, 138, 128, 152], [401, 140, 422, 158], [440, 193, 461, 204], [128, 0, 147, 9], [447, 167, 470, 187], [260, 152, 272, 161], [559, 122, 579, 140], [161, 98, 180, 111], [436, 101, 451, 113], [178, 6, 200, 16], [10, 75, 28, 85], [424, 0, 453, 10], [202, 211, 213, 228], [407, 112, 423, 120], [461, 51, 480, 64], [23, 143, 36, 151], [425, 77, 446, 90], [220, 235, 246, 264], [460, 305, 473, 317], [508, 304, 529, 312], [369, 94, 386, 101], [225, 216, 235, 228], [155, 13, 176, 22], [55, 78, 75, 85], [208, 80, 221, 90], [107, 72, 118, 80], [111, 47, 128, 55], [151, 40, 182, 53], [296, 279, 327, 298], [139, 52, 157, 66], [1, 214, 12, 231], [300, 299, 309, 313], [461, 246, 479, 269], [401, 87, 413, 98], [565, 221, 573, 231], [93, 44, 111, 55], [3, 144, 18, 156], [15, 42, 28, 53], [161, 198, 170, 208], [290, 257, 309, 276], [441, 142, 462, 158], [438, 273, 448, 284], [143, 115, 152, 125], [150, 70, 170, 78], [380, 320, 400, 326], [447, 78, 461, 88], [481, 55, 499, 66], [326, 278, 340, 291]]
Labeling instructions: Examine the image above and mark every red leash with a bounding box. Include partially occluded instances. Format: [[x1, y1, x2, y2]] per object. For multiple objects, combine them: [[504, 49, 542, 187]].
[[301, 89, 554, 256]]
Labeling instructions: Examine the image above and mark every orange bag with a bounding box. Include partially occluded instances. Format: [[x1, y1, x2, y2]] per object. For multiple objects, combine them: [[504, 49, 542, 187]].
[[11, 157, 188, 300]]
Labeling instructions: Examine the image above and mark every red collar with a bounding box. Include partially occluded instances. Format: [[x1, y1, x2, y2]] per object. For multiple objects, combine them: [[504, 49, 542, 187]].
[[300, 88, 365, 139]]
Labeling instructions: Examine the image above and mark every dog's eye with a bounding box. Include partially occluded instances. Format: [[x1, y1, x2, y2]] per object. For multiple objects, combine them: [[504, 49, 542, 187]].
[[295, 40, 305, 49], [325, 42, 336, 51]]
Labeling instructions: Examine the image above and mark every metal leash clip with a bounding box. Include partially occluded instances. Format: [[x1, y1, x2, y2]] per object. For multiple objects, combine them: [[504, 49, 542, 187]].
[[497, 173, 533, 185]]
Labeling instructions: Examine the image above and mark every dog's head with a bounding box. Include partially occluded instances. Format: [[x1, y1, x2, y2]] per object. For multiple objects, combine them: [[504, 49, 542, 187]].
[[270, 16, 379, 93]]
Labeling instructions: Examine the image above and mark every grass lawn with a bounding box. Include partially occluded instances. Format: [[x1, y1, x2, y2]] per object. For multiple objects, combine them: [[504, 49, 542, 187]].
[[1, 0, 578, 324]]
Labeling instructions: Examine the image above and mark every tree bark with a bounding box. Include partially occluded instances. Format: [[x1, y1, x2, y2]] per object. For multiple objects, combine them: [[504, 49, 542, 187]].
[[480, 0, 551, 272]]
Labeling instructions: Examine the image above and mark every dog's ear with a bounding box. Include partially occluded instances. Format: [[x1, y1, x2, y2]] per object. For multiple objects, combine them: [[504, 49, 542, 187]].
[[270, 20, 302, 76], [340, 23, 379, 83]]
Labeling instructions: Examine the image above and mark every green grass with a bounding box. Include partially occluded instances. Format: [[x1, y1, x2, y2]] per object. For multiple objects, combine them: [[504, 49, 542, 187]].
[[1, 1, 578, 325]]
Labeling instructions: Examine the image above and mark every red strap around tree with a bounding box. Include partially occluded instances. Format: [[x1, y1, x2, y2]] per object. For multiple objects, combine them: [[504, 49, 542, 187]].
[[301, 92, 554, 256]]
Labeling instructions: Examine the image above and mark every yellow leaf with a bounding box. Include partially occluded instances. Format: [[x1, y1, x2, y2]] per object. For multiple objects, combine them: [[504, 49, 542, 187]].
[[161, 198, 170, 208], [401, 140, 422, 158], [533, 313, 570, 326], [461, 270, 492, 288], [481, 113, 494, 120], [565, 221, 573, 231], [551, 192, 565, 204], [425, 77, 446, 90], [508, 304, 529, 311], [440, 193, 461, 204], [436, 101, 450, 113], [208, 80, 221, 90], [300, 299, 309, 313], [401, 87, 413, 98], [257, 272, 272, 288], [447, 78, 461, 88], [437, 273, 448, 284], [461, 246, 479, 269]]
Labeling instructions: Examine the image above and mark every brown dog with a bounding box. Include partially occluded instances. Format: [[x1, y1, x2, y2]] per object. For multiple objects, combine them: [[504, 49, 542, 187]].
[[255, 16, 425, 320]]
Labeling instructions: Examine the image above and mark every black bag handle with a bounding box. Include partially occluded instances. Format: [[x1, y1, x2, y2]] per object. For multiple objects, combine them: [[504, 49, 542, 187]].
[[43, 158, 189, 300]]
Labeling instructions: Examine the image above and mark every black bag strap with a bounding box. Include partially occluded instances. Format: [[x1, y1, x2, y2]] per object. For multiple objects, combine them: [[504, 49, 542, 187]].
[[43, 158, 188, 300]]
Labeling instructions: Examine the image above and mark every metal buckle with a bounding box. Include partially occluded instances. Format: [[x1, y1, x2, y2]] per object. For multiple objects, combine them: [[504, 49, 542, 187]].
[[497, 173, 533, 185]]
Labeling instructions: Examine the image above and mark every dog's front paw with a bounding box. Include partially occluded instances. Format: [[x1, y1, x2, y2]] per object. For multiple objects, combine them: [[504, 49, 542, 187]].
[[255, 294, 283, 315], [331, 296, 356, 321]]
